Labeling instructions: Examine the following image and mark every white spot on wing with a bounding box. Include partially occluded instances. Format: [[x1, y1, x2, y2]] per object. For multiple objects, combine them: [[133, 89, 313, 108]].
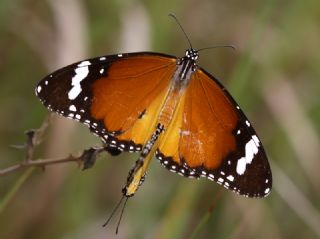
[[245, 137, 259, 164], [69, 105, 76, 112], [78, 60, 91, 67], [236, 157, 246, 175], [68, 61, 91, 100], [236, 136, 260, 175], [227, 175, 234, 181], [37, 85, 42, 93], [252, 135, 260, 145]]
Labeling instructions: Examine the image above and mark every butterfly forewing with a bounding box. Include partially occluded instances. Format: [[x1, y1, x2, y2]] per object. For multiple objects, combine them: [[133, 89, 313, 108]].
[[36, 52, 176, 152]]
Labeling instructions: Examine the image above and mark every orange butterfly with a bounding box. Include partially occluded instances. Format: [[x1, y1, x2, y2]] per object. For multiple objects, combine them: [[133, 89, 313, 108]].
[[35, 18, 272, 201]]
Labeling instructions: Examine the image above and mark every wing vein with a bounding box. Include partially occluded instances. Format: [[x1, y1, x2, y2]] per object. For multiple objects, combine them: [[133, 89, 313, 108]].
[[197, 72, 229, 131]]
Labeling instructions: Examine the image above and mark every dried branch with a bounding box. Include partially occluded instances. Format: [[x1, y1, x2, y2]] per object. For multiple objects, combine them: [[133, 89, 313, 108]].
[[9, 114, 51, 163], [1, 114, 105, 176], [0, 149, 104, 176]]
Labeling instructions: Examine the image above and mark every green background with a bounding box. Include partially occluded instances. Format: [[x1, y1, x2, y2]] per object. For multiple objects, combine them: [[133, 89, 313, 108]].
[[0, 0, 319, 238]]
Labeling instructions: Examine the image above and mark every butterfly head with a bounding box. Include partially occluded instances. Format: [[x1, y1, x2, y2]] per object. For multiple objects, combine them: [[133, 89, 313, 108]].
[[185, 49, 198, 61]]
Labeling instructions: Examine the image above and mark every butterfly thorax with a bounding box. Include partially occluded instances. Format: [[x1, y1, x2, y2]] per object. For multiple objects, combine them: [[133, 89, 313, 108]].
[[177, 49, 198, 79]]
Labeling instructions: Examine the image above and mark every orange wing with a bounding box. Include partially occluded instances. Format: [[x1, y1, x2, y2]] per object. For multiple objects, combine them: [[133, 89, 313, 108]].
[[36, 52, 176, 153], [179, 69, 238, 168], [157, 68, 272, 197]]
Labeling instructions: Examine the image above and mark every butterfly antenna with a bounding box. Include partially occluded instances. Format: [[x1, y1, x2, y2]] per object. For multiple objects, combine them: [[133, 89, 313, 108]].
[[168, 13, 193, 49], [102, 195, 125, 227], [115, 196, 129, 234], [198, 45, 236, 52]]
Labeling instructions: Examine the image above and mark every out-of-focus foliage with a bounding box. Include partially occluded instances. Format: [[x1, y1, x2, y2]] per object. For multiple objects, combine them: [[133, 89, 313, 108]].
[[0, 0, 319, 238]]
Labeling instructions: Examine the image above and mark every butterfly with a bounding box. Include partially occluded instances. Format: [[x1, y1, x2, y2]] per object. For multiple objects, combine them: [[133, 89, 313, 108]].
[[35, 18, 272, 201]]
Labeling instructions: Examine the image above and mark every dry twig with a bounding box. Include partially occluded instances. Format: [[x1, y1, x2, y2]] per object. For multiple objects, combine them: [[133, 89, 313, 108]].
[[0, 115, 105, 176]]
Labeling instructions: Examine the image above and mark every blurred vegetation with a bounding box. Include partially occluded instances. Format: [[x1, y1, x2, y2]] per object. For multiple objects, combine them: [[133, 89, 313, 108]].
[[0, 0, 320, 238]]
